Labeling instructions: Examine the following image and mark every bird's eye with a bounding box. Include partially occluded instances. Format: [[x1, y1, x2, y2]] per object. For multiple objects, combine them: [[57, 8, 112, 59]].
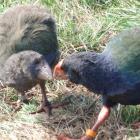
[[34, 59, 41, 65]]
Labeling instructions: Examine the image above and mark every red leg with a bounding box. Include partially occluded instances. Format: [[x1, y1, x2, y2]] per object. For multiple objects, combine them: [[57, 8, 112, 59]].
[[91, 105, 110, 131], [57, 105, 111, 140]]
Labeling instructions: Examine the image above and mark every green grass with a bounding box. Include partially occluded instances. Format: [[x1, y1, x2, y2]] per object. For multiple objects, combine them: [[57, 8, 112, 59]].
[[0, 0, 140, 139], [121, 105, 140, 124], [1, 0, 140, 52]]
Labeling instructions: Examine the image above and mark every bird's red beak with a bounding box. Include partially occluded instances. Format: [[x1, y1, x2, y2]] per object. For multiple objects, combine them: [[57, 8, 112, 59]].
[[53, 59, 68, 80]]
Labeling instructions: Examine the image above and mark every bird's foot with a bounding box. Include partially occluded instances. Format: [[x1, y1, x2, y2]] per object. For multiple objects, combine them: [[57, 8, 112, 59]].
[[131, 122, 140, 129], [57, 134, 82, 140], [31, 101, 70, 116], [57, 134, 93, 140], [31, 104, 52, 115], [57, 134, 71, 140], [30, 101, 52, 115]]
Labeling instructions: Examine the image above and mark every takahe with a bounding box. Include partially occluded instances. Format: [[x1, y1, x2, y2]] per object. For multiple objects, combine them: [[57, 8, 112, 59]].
[[53, 27, 140, 140], [0, 5, 59, 115]]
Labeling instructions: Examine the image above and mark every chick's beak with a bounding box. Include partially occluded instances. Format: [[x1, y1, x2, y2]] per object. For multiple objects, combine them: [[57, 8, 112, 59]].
[[53, 60, 67, 80], [38, 63, 53, 80]]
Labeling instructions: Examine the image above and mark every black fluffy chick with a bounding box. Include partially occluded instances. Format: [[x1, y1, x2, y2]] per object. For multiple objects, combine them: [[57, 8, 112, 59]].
[[0, 5, 59, 115], [54, 27, 140, 140]]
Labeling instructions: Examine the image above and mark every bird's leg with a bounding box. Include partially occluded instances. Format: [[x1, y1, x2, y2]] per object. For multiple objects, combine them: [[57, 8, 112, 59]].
[[30, 81, 52, 115], [82, 105, 110, 140], [57, 105, 111, 140], [39, 81, 52, 115], [91, 105, 111, 131], [31, 81, 70, 115]]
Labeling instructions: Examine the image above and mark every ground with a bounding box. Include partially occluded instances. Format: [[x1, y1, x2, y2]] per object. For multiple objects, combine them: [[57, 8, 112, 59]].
[[0, 82, 140, 140], [0, 0, 140, 140]]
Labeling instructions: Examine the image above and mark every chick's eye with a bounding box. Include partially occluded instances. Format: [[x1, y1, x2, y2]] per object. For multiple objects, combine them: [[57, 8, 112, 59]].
[[34, 59, 41, 65]]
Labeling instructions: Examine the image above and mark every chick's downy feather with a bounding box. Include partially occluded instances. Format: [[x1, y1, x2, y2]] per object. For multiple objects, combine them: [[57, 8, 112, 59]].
[[0, 5, 59, 91]]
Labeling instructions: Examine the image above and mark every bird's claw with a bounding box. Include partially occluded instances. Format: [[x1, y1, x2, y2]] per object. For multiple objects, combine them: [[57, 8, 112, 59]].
[[30, 101, 71, 116], [57, 134, 72, 140], [57, 134, 94, 140], [56, 134, 82, 140], [30, 103, 52, 116], [131, 122, 140, 129]]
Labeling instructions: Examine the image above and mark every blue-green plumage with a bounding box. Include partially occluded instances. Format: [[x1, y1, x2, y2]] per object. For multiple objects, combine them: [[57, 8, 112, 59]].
[[104, 27, 140, 76], [61, 27, 140, 107]]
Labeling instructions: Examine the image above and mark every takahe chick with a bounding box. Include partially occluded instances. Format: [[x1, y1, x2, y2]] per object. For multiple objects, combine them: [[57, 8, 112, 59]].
[[0, 5, 59, 115], [53, 27, 140, 139]]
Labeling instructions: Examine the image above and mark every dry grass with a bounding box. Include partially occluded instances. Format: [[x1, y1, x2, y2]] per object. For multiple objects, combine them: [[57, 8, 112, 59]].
[[0, 121, 57, 140], [0, 0, 140, 140], [0, 82, 140, 140]]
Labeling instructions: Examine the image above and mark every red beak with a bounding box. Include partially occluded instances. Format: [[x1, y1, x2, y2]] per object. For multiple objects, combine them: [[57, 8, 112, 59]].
[[53, 60, 68, 80]]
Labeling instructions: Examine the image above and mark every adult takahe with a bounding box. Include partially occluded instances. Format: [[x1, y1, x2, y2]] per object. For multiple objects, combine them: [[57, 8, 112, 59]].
[[0, 5, 59, 115], [53, 27, 140, 140]]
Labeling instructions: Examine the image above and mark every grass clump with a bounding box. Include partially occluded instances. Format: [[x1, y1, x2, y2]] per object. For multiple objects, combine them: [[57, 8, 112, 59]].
[[121, 105, 140, 124]]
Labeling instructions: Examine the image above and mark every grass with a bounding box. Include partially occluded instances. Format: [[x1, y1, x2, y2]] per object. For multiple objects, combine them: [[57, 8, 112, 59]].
[[121, 105, 140, 124], [0, 0, 140, 139]]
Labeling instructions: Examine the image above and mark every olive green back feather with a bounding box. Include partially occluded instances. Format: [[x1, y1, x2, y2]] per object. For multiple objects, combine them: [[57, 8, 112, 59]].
[[103, 27, 140, 76]]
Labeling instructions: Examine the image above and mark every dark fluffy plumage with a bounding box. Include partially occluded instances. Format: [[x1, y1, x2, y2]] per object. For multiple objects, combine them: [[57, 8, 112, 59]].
[[59, 27, 140, 107], [0, 5, 59, 89], [1, 50, 52, 92], [0, 5, 59, 112]]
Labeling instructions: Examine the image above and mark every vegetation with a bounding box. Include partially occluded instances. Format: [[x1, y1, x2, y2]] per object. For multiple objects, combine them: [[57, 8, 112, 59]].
[[0, 0, 140, 139]]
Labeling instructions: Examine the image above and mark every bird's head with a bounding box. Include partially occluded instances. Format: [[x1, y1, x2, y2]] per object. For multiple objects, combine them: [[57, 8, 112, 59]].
[[53, 53, 83, 84], [53, 59, 68, 80], [6, 51, 53, 81], [25, 51, 53, 80], [53, 51, 98, 85]]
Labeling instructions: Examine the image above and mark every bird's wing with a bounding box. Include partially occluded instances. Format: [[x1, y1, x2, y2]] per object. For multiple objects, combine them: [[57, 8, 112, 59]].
[[103, 27, 140, 82]]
